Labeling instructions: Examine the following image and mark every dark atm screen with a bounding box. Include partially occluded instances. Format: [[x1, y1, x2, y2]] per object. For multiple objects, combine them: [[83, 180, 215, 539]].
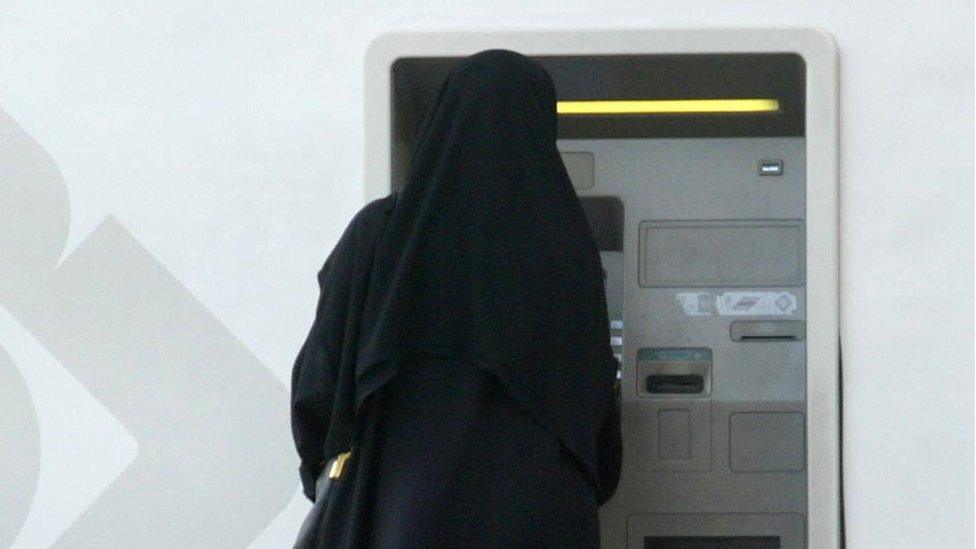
[[645, 537, 780, 549]]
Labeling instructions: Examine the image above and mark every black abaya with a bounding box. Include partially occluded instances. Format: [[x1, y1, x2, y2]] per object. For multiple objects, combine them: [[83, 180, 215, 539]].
[[367, 358, 600, 548], [291, 49, 622, 548]]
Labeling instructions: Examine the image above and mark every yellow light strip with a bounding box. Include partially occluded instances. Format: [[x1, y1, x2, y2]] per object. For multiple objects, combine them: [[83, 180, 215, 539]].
[[556, 98, 780, 115]]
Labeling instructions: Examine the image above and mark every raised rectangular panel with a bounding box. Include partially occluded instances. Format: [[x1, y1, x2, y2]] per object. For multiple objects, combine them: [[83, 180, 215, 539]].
[[658, 410, 692, 460], [561, 151, 595, 190], [639, 221, 805, 288], [730, 412, 806, 472]]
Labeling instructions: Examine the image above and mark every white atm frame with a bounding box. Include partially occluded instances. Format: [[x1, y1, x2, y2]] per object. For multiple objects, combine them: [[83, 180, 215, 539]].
[[363, 28, 840, 548]]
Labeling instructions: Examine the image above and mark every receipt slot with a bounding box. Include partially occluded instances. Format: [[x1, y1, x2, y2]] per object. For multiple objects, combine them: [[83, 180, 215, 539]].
[[365, 29, 839, 549]]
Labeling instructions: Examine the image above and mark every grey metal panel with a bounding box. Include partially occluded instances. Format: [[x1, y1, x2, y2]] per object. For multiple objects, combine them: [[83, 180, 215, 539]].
[[561, 151, 595, 190], [658, 410, 692, 460], [565, 136, 808, 544], [730, 413, 807, 472], [639, 220, 805, 288]]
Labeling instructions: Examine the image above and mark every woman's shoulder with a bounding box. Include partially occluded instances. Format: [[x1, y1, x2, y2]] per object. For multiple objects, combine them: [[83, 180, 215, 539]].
[[356, 192, 397, 222], [318, 193, 397, 278], [339, 192, 398, 249], [341, 193, 397, 238]]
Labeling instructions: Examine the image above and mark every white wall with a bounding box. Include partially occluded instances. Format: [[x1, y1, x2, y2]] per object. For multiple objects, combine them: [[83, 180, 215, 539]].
[[0, 1, 971, 547]]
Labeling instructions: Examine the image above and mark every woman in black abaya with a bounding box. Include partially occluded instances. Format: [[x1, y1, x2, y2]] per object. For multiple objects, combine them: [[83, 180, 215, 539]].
[[290, 49, 622, 548]]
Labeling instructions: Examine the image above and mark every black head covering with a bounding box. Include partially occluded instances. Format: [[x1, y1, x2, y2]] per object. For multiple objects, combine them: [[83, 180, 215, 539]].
[[355, 50, 618, 491]]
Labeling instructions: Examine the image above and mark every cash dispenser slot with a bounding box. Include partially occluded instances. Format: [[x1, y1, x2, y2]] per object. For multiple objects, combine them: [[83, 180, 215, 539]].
[[644, 535, 781, 548], [646, 374, 705, 394], [730, 320, 805, 342]]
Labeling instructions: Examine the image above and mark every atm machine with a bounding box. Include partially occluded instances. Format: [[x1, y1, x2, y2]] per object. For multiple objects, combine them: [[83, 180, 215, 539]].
[[365, 29, 839, 549]]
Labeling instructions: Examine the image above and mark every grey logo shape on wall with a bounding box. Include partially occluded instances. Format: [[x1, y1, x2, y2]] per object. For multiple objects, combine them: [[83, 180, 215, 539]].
[[0, 107, 296, 547], [0, 345, 40, 548]]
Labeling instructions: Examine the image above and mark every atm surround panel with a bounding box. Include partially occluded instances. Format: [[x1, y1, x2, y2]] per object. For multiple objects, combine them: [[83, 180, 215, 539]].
[[385, 51, 814, 549]]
